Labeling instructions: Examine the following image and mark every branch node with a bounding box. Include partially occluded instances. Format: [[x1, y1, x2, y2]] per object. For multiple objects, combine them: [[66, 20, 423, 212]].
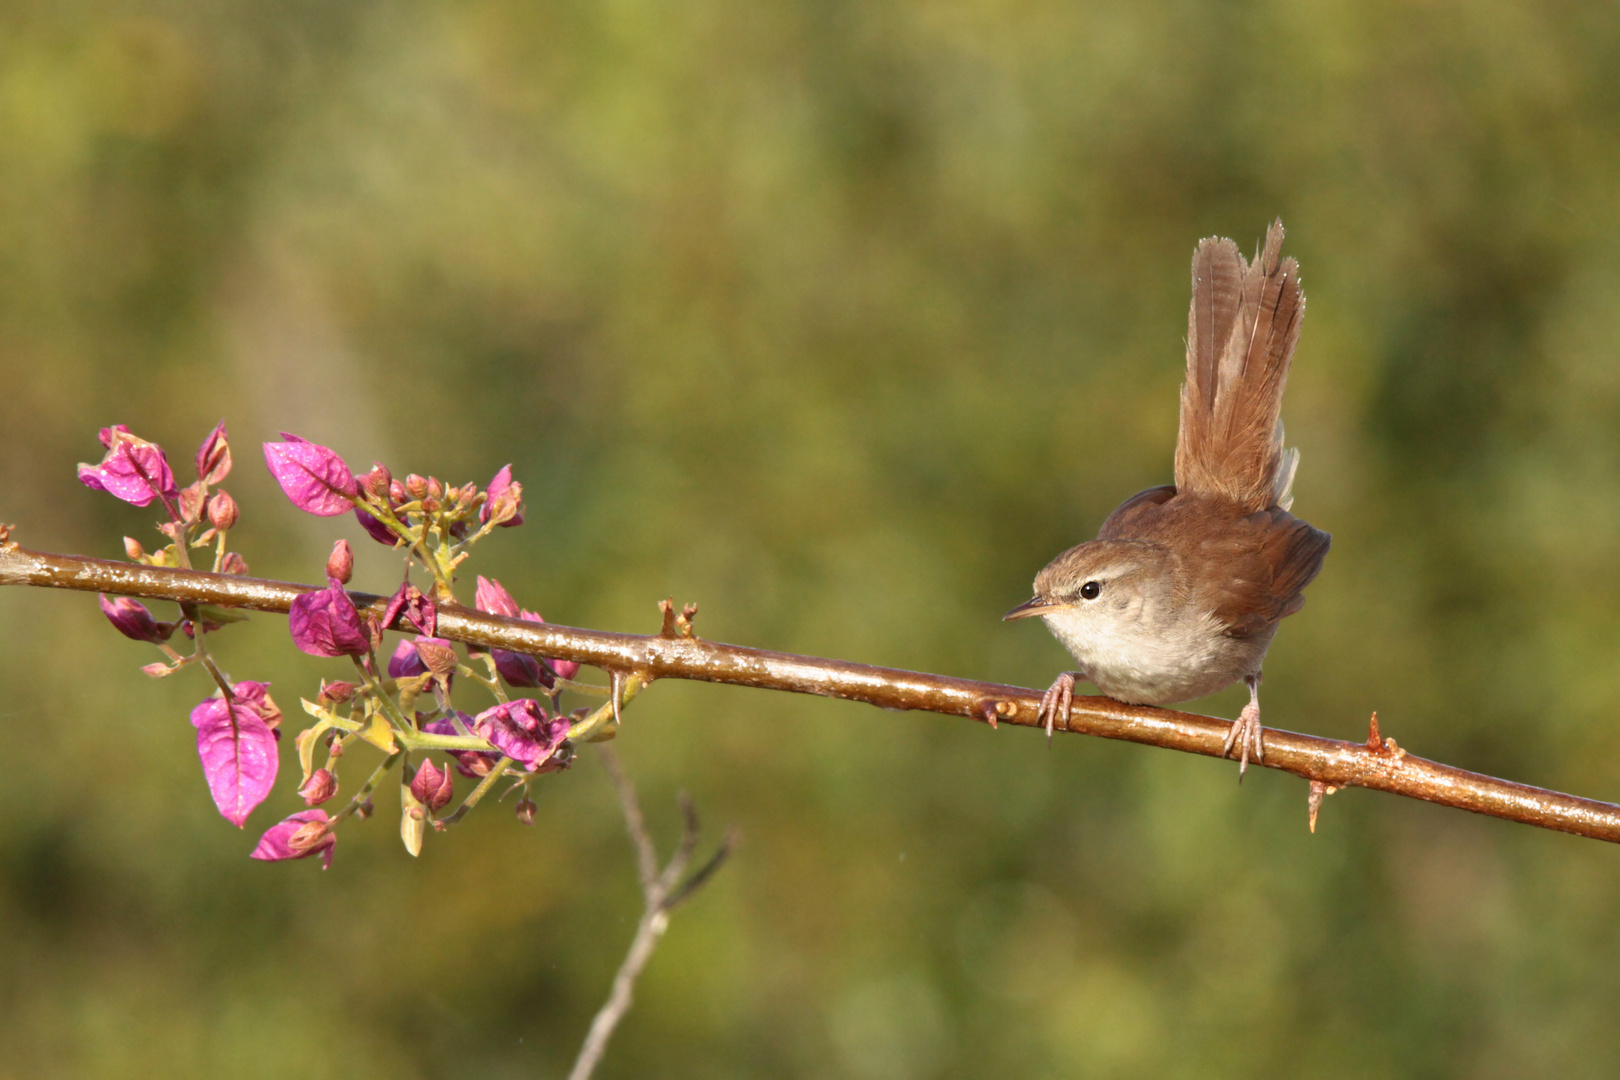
[[573, 749, 733, 1080], [659, 597, 700, 639], [665, 825, 737, 911]]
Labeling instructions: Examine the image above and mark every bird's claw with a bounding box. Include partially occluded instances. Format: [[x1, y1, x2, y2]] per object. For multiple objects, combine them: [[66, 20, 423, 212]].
[[1221, 700, 1265, 778], [1036, 673, 1080, 745]]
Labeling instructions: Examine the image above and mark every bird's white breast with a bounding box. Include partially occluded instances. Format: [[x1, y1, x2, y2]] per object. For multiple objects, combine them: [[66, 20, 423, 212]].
[[1039, 601, 1265, 706]]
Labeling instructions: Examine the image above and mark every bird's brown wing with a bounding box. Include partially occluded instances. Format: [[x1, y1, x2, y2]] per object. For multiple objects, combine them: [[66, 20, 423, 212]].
[[1107, 492, 1329, 640], [1200, 508, 1331, 639], [1097, 485, 1177, 540]]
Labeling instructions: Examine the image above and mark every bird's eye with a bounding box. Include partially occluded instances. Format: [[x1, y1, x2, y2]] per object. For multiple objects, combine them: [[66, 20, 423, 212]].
[[1079, 581, 1101, 600]]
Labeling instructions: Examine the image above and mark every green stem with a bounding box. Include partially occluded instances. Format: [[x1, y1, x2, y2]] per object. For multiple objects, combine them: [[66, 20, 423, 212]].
[[552, 675, 609, 697], [331, 751, 403, 825], [567, 674, 646, 742], [396, 729, 496, 753], [350, 653, 415, 732], [438, 757, 515, 828]]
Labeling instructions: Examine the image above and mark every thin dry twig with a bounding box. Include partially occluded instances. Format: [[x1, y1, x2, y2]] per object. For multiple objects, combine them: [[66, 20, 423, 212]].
[[570, 748, 733, 1080], [6, 541, 1620, 844]]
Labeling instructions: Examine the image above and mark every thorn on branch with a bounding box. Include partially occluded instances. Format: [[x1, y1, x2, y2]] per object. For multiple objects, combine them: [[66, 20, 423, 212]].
[[1364, 711, 1405, 758], [978, 699, 997, 729], [1307, 779, 1338, 833], [657, 598, 700, 640]]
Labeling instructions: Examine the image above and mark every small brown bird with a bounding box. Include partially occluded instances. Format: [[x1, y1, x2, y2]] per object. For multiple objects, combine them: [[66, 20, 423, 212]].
[[1005, 220, 1329, 773]]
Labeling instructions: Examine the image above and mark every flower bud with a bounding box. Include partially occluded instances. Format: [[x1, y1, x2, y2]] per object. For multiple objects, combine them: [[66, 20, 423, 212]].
[[515, 796, 537, 826], [383, 582, 438, 636], [251, 810, 336, 868], [325, 539, 354, 584], [317, 680, 357, 705], [474, 575, 520, 618], [410, 759, 455, 811], [220, 552, 249, 575], [123, 536, 145, 560], [479, 465, 525, 528], [363, 462, 392, 497], [484, 487, 522, 528], [414, 640, 457, 678], [286, 819, 333, 853], [405, 474, 429, 500], [177, 483, 206, 524], [299, 767, 338, 806], [207, 490, 239, 531], [99, 593, 175, 644], [426, 476, 443, 500], [389, 479, 408, 504], [195, 421, 232, 485]]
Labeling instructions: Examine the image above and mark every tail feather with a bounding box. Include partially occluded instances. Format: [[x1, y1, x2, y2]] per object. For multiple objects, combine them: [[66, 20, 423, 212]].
[[1174, 219, 1305, 512]]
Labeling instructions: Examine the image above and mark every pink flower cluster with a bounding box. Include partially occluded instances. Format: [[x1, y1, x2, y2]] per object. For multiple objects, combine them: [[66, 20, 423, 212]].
[[83, 422, 575, 870]]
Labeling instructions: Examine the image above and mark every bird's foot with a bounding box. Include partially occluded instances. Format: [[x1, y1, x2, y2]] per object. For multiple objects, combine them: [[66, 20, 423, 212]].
[[1036, 673, 1081, 744], [1220, 700, 1264, 778]]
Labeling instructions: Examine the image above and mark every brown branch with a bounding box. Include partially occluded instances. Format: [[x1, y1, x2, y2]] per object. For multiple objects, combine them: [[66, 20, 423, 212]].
[[5, 540, 1620, 843], [571, 748, 732, 1080]]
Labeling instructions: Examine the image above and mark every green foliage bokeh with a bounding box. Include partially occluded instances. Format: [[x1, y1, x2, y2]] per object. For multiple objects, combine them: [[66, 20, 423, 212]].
[[3, 1, 1620, 1076]]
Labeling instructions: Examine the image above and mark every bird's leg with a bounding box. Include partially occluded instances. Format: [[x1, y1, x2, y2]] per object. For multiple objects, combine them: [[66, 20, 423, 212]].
[[1036, 672, 1082, 744], [1220, 673, 1265, 777]]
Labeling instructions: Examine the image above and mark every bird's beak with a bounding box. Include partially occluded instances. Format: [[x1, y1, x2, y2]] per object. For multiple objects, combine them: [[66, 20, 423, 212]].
[[1003, 596, 1061, 621]]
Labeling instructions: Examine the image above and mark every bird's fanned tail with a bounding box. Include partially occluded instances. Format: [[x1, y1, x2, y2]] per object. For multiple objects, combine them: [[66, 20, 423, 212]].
[[1174, 219, 1305, 512]]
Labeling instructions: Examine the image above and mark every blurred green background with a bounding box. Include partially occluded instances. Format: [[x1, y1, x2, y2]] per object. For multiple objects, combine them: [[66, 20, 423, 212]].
[[4, 0, 1620, 1076]]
